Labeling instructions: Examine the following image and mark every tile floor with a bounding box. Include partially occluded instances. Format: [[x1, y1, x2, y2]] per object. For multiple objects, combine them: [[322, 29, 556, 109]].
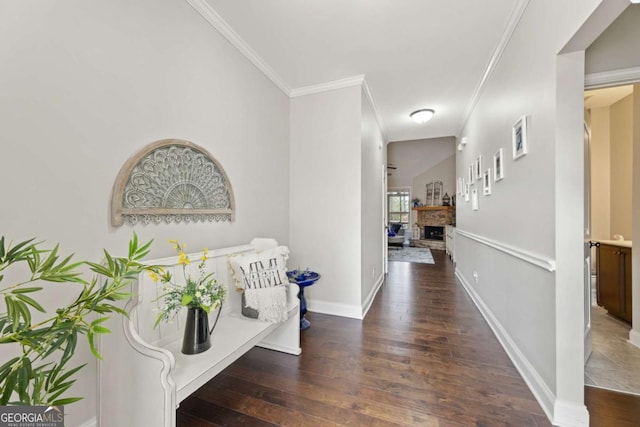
[[585, 304, 640, 395]]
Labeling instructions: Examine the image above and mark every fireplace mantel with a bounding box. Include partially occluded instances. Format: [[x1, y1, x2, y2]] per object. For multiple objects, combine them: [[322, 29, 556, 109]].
[[412, 206, 454, 211]]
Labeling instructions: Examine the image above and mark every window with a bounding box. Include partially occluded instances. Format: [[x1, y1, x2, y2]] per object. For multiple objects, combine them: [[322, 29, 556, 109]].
[[387, 190, 409, 227]]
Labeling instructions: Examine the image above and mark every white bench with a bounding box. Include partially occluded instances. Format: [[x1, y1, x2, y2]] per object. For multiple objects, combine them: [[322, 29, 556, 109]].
[[98, 238, 300, 427]]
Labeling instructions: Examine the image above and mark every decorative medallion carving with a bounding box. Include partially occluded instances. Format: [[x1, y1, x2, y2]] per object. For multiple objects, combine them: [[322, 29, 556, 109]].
[[111, 139, 235, 226]]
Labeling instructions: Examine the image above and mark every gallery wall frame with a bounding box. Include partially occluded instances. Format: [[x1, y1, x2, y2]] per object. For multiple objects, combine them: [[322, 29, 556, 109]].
[[512, 115, 528, 160], [483, 169, 492, 195], [475, 155, 483, 181], [493, 148, 505, 181]]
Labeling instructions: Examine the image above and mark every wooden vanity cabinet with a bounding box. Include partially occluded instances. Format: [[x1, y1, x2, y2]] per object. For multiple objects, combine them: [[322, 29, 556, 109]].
[[596, 243, 632, 323]]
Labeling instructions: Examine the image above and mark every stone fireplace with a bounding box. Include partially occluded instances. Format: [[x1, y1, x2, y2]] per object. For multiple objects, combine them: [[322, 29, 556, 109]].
[[411, 206, 455, 250]]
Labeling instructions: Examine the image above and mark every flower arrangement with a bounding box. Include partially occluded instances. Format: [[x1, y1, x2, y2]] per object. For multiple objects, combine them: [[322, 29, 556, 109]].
[[150, 240, 226, 327]]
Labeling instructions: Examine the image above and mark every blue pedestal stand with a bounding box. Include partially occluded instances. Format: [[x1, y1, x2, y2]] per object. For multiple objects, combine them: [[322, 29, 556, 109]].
[[287, 271, 320, 330]]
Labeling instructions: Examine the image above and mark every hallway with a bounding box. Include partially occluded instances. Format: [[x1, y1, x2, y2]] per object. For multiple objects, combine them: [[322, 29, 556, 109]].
[[176, 251, 638, 425]]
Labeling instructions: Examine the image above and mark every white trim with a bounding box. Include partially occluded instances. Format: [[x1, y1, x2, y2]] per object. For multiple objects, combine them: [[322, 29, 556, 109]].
[[183, 1, 391, 145], [456, 228, 556, 272], [362, 273, 385, 319], [307, 299, 363, 320], [553, 400, 589, 427], [290, 75, 365, 97], [458, 0, 531, 136], [629, 329, 640, 349], [77, 417, 97, 427], [455, 270, 555, 423], [361, 80, 388, 144], [585, 66, 640, 89], [184, 0, 291, 95]]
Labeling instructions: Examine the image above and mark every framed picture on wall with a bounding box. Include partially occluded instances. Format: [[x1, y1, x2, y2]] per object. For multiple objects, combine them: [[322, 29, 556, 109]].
[[475, 156, 483, 181], [493, 148, 504, 181], [472, 188, 479, 211], [483, 169, 492, 195], [467, 164, 473, 184], [464, 183, 470, 202], [512, 115, 528, 159]]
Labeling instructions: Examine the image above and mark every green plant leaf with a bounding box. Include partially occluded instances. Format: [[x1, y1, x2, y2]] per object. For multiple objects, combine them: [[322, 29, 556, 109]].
[[87, 331, 101, 360], [181, 294, 193, 306], [11, 287, 42, 294], [51, 397, 82, 406], [1, 369, 18, 404], [5, 238, 36, 263], [15, 294, 45, 313]]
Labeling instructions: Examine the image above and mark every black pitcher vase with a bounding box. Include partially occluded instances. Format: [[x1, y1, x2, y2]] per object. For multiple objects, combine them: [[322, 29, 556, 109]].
[[181, 303, 223, 355]]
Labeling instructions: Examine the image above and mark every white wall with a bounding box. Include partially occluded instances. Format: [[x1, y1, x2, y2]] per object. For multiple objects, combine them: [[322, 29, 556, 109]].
[[289, 85, 363, 318], [387, 137, 455, 188], [455, 0, 606, 424], [585, 5, 640, 75], [0, 1, 290, 425], [360, 90, 386, 312]]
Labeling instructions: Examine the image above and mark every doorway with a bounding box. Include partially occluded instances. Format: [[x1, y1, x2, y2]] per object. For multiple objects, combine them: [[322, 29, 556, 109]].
[[584, 84, 640, 395]]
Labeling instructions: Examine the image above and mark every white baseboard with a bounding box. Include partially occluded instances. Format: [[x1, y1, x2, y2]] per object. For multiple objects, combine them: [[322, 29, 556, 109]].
[[553, 400, 589, 427], [455, 269, 556, 424], [307, 299, 363, 319], [77, 416, 97, 427], [307, 273, 384, 320], [629, 329, 640, 349], [361, 273, 385, 319]]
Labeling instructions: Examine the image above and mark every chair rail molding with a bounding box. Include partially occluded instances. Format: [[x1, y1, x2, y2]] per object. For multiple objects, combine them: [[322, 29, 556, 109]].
[[456, 228, 556, 272]]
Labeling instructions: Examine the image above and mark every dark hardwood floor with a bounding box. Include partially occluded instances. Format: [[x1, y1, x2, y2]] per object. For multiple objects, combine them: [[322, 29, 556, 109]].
[[177, 250, 640, 426]]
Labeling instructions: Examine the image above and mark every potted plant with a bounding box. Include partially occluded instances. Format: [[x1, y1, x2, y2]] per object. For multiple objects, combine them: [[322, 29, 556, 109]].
[[0, 233, 153, 406]]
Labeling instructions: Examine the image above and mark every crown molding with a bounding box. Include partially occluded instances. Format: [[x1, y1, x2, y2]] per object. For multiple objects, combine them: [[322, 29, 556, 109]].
[[585, 66, 640, 89], [290, 75, 365, 97], [361, 80, 388, 144], [458, 0, 531, 137], [184, 0, 291, 95], [290, 75, 387, 143], [184, 1, 388, 142]]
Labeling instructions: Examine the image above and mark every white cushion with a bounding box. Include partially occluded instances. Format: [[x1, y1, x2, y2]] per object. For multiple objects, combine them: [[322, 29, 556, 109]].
[[228, 246, 289, 290]]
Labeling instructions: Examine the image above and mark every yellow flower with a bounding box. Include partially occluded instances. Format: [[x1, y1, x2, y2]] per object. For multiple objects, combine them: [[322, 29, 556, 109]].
[[178, 251, 190, 265], [147, 271, 159, 282]]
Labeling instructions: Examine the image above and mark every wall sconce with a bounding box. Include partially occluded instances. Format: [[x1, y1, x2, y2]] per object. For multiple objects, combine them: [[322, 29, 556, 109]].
[[458, 136, 468, 151]]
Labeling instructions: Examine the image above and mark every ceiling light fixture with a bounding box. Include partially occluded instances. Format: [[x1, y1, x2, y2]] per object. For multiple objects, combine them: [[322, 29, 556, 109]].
[[410, 109, 435, 124]]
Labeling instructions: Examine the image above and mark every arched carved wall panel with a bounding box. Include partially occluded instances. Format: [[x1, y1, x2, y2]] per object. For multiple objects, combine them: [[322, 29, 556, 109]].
[[111, 139, 235, 226]]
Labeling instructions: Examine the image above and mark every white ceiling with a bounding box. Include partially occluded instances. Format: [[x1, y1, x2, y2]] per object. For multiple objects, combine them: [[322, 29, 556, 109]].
[[201, 0, 523, 143]]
